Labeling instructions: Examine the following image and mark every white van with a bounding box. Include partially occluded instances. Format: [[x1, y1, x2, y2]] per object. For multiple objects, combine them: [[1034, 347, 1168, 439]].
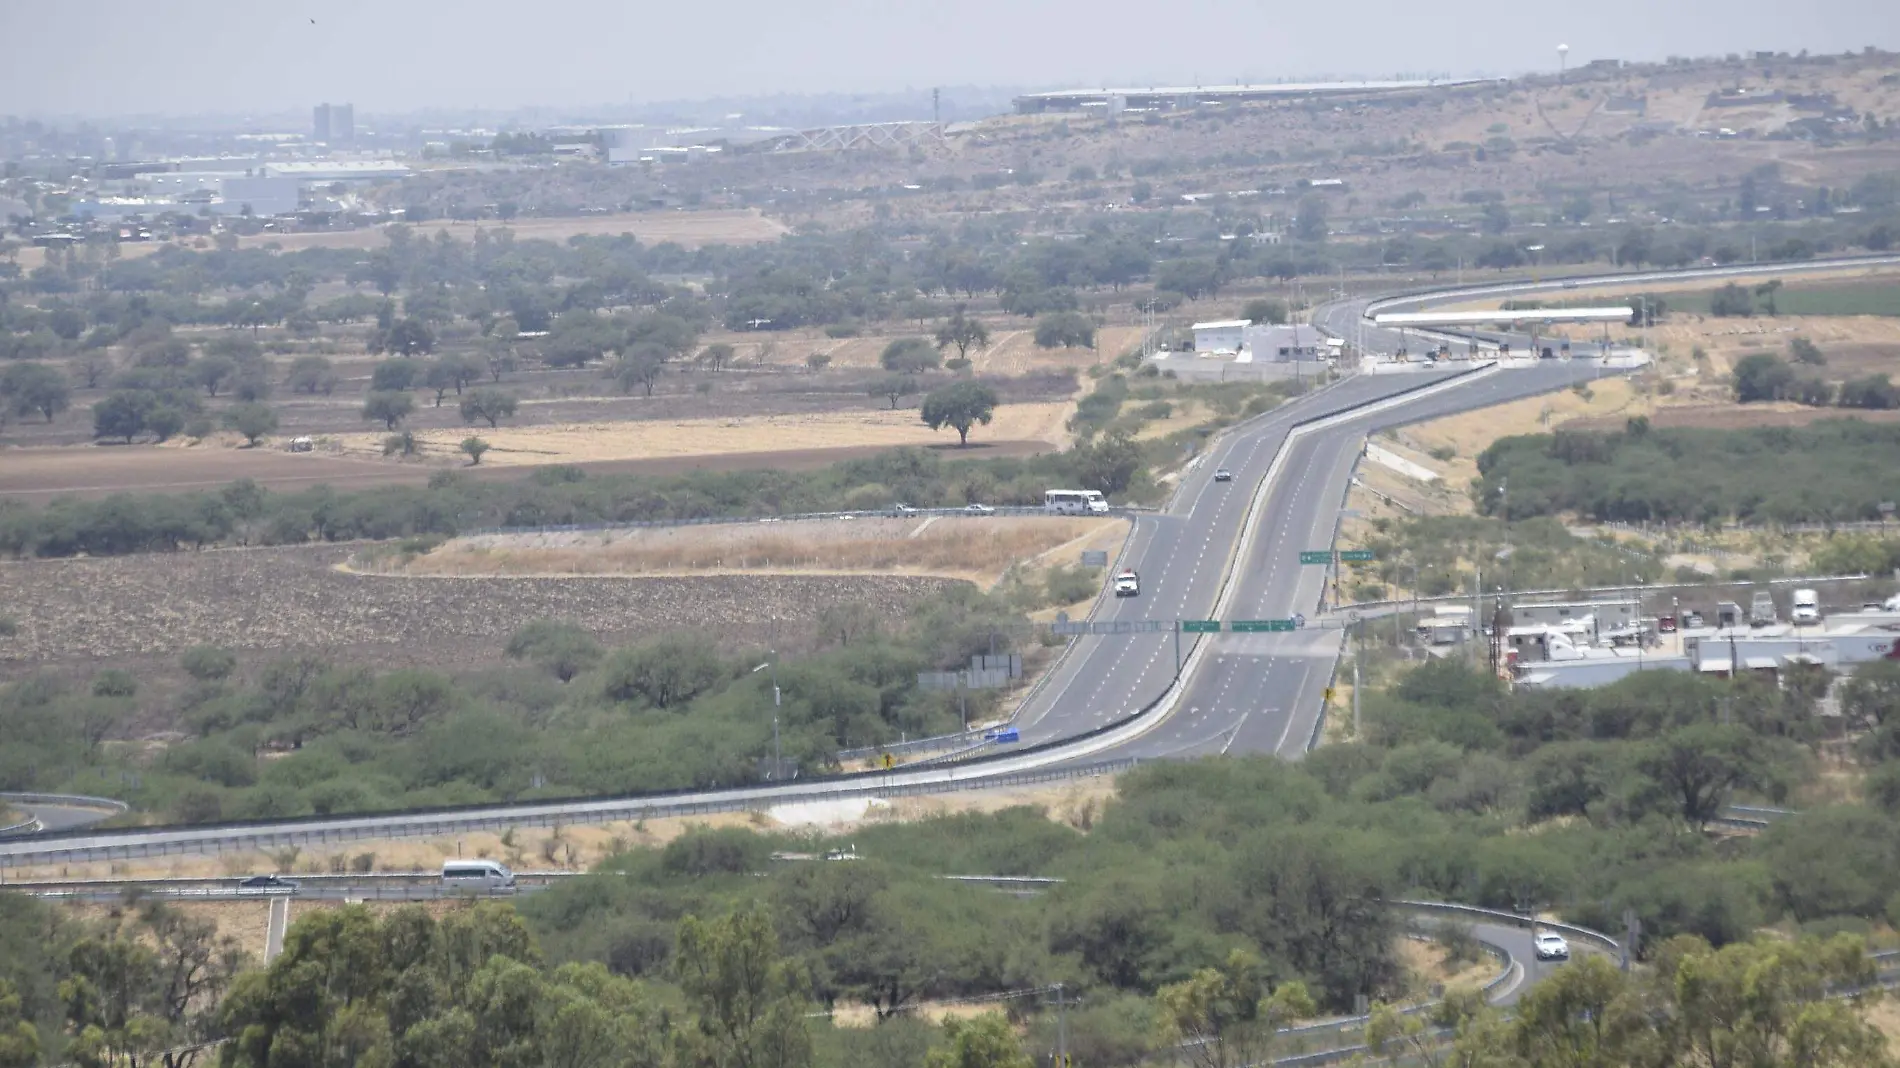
[[442, 859, 515, 891], [1791, 588, 1821, 626]]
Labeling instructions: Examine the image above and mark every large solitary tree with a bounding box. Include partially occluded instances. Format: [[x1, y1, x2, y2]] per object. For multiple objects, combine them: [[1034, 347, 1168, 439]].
[[920, 381, 999, 447]]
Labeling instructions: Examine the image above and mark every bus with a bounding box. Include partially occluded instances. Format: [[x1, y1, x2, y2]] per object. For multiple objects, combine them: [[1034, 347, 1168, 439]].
[[1045, 489, 1108, 515], [442, 859, 516, 892]]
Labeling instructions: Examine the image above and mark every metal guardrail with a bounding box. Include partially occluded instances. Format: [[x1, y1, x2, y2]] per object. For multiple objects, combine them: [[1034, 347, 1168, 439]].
[[0, 759, 1141, 869], [1396, 899, 1622, 957], [464, 504, 1157, 539]]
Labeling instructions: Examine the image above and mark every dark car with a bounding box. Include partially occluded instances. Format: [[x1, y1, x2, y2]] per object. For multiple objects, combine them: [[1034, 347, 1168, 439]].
[[238, 875, 299, 891], [1213, 468, 1233, 482]]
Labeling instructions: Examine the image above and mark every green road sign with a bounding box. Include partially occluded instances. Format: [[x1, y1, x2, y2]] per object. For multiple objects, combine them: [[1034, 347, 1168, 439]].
[[1232, 619, 1297, 633], [1339, 549, 1376, 563], [1268, 618, 1297, 632], [1299, 550, 1332, 565], [1179, 620, 1221, 633]]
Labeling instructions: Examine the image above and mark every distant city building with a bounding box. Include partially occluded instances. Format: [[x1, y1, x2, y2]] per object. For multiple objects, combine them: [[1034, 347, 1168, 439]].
[[313, 103, 354, 145]]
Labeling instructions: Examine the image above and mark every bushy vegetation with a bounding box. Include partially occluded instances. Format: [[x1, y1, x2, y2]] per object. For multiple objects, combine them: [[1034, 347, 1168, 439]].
[[1476, 418, 1900, 524], [0, 589, 1027, 824], [0, 447, 1125, 560], [1356, 514, 1663, 599]]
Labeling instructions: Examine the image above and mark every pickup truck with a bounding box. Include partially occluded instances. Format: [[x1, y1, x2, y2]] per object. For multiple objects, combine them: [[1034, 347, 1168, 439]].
[[1113, 570, 1141, 597]]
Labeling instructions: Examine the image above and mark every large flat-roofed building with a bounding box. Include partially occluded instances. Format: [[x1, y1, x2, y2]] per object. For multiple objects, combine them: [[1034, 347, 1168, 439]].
[[1014, 78, 1495, 114]]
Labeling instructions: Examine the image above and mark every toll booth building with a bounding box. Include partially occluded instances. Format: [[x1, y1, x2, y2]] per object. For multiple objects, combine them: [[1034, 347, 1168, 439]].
[[1191, 320, 1249, 354]]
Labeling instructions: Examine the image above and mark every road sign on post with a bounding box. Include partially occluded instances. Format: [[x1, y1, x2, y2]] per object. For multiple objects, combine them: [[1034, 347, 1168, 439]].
[[1339, 549, 1376, 562], [1299, 550, 1332, 565], [1179, 620, 1221, 633]]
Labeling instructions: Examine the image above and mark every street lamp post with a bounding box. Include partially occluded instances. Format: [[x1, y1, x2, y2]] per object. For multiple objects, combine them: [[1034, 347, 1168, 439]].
[[752, 656, 781, 779]]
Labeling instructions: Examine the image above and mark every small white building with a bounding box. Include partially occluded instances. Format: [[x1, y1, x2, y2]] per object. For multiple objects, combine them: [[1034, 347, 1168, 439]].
[[1191, 320, 1249, 354], [1242, 324, 1327, 362]]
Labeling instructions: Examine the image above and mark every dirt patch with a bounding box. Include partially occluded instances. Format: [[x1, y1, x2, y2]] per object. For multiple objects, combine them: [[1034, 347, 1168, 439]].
[[0, 544, 962, 675], [326, 401, 1074, 467], [388, 517, 1126, 588]]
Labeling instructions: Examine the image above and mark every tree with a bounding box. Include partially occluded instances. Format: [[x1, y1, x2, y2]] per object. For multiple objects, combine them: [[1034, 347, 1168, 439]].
[[188, 354, 238, 397], [363, 391, 415, 430], [1732, 353, 1796, 403], [285, 354, 339, 395], [423, 360, 461, 406], [921, 381, 999, 447], [1790, 336, 1827, 365], [871, 376, 918, 410], [1075, 431, 1143, 495], [73, 351, 114, 389], [370, 357, 423, 392], [880, 337, 941, 374], [380, 317, 436, 357], [0, 361, 71, 422], [696, 343, 736, 373], [1156, 951, 1315, 1068], [92, 390, 153, 442], [505, 620, 603, 683], [673, 906, 812, 1068], [925, 1014, 1031, 1068], [1295, 195, 1329, 241], [460, 388, 519, 428], [1710, 282, 1755, 317], [180, 645, 238, 683], [805, 352, 831, 374], [0, 979, 39, 1068], [1638, 724, 1766, 828], [613, 347, 666, 397], [1034, 311, 1096, 350], [934, 306, 991, 359], [461, 437, 490, 466], [1240, 298, 1289, 325], [223, 403, 278, 447]]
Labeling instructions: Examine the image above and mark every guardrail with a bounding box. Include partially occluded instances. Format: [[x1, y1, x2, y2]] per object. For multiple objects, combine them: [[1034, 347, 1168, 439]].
[[1396, 899, 1623, 958], [464, 504, 1158, 539], [0, 758, 1142, 869]]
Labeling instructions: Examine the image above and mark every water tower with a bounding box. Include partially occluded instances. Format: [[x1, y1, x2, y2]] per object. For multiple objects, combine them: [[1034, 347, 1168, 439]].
[[1557, 43, 1570, 84]]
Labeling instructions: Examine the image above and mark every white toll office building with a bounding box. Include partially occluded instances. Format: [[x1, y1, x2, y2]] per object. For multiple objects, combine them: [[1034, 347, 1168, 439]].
[[1191, 320, 1249, 354]]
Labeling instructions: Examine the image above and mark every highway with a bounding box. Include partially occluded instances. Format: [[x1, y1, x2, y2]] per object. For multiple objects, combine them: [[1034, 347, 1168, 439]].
[[0, 257, 1876, 870], [1013, 370, 1472, 744], [1087, 363, 1608, 763]]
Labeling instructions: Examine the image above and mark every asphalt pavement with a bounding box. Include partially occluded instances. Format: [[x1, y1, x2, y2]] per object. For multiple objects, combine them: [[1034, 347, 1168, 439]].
[[1013, 371, 1466, 745]]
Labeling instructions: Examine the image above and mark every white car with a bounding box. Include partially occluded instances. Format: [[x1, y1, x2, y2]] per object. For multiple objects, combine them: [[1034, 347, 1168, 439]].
[[895, 504, 919, 517], [964, 503, 995, 515], [1213, 468, 1233, 482], [1534, 932, 1570, 961]]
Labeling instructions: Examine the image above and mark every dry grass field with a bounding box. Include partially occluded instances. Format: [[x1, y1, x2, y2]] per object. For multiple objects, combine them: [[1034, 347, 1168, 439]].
[[0, 544, 959, 676], [325, 400, 1075, 465], [237, 209, 788, 253], [384, 516, 1126, 588]]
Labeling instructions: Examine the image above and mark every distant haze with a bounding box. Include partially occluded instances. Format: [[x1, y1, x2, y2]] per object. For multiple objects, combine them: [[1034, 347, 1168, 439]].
[[3, 0, 1897, 119]]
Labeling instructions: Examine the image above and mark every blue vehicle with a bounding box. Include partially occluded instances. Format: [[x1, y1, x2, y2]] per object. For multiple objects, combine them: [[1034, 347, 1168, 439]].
[[985, 727, 1021, 744]]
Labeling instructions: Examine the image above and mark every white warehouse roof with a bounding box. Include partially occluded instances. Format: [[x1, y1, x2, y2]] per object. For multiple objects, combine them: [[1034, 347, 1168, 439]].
[[1374, 308, 1634, 327], [1191, 319, 1251, 331]]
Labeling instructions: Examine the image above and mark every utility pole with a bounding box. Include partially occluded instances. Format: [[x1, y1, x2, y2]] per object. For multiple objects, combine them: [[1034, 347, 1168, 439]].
[[1351, 613, 1363, 737], [1044, 983, 1077, 1068]]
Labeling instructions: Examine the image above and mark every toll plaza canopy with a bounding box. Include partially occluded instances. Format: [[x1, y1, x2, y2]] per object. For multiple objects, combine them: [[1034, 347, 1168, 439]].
[[1374, 308, 1633, 327]]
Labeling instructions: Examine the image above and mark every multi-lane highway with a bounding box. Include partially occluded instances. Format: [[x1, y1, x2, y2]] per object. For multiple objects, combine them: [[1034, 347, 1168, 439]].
[[1, 257, 1880, 869]]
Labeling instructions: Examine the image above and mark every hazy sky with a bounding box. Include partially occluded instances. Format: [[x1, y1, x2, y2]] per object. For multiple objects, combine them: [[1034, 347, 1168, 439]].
[[4, 0, 1898, 119]]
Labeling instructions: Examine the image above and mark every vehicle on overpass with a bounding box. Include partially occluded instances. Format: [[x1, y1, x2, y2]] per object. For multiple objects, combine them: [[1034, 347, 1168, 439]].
[[1046, 489, 1109, 515], [1113, 570, 1141, 597]]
